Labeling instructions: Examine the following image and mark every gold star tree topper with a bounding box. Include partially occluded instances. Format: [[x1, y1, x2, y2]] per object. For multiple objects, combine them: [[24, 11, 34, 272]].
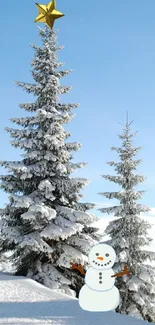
[[34, 0, 64, 29]]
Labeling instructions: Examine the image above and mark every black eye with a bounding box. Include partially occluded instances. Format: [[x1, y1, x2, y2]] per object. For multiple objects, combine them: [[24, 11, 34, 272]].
[[96, 253, 99, 256], [105, 253, 109, 257]]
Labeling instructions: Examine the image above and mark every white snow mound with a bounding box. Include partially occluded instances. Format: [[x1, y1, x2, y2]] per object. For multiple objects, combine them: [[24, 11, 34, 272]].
[[0, 272, 152, 325]]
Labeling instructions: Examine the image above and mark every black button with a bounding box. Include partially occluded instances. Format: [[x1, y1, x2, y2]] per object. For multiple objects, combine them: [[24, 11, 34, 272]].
[[99, 276, 102, 279], [99, 272, 102, 275], [99, 281, 102, 284]]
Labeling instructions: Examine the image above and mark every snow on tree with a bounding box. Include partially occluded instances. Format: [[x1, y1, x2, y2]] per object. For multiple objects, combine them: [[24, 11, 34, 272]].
[[0, 27, 101, 297], [98, 118, 155, 321]]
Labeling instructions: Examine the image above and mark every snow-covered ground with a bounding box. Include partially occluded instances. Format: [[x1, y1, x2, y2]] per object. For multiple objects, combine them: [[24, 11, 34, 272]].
[[0, 272, 152, 325]]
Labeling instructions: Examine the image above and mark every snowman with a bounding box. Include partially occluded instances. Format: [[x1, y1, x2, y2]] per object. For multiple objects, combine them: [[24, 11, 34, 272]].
[[70, 243, 130, 312]]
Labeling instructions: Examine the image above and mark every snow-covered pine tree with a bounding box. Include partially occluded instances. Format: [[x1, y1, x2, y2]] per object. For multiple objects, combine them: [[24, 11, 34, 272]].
[[98, 118, 155, 321], [0, 27, 101, 297]]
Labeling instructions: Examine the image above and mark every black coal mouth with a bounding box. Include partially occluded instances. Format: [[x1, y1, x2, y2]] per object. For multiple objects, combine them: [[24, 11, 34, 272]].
[[92, 260, 112, 267]]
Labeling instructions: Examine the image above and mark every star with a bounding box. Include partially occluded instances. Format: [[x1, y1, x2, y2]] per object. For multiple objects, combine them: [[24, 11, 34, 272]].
[[34, 0, 64, 29]]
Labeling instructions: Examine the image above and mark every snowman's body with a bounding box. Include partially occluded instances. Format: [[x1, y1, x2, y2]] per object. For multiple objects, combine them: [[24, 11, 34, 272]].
[[78, 243, 120, 312], [85, 267, 115, 291], [79, 284, 120, 312]]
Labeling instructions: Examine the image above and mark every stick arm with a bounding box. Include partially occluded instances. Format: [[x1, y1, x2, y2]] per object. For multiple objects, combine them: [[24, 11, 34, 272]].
[[70, 262, 86, 276], [111, 264, 130, 278]]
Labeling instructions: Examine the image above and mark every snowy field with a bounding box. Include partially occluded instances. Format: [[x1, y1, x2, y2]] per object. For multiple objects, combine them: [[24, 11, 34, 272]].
[[0, 272, 152, 325]]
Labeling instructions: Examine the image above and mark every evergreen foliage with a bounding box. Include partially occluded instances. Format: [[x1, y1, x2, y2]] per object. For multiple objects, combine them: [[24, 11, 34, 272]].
[[99, 119, 155, 321], [0, 27, 101, 297]]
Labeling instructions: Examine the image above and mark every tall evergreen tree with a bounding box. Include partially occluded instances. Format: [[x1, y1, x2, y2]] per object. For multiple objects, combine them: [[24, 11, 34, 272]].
[[0, 27, 101, 297], [98, 118, 155, 321]]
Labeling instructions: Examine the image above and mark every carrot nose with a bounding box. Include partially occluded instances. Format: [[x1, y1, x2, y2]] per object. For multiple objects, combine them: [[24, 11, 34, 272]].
[[97, 256, 104, 261]]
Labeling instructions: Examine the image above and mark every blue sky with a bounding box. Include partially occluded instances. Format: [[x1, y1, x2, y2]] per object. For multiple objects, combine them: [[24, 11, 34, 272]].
[[0, 0, 155, 216]]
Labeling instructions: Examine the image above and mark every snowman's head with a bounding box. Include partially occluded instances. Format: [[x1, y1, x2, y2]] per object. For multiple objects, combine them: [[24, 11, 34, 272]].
[[88, 243, 116, 270]]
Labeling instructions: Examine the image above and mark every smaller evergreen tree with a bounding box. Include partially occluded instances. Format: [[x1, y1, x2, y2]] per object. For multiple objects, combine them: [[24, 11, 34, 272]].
[[98, 118, 155, 321]]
